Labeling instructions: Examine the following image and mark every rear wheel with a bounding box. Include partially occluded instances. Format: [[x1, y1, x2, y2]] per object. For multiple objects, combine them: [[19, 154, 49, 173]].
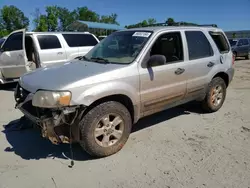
[[79, 101, 132, 157], [201, 77, 227, 113], [246, 52, 250, 60]]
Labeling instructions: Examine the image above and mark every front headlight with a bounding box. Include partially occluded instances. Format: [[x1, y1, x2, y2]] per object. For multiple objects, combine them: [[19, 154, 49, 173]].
[[32, 90, 72, 108]]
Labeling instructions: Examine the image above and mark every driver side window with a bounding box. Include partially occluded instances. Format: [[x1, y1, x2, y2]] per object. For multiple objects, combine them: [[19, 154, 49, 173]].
[[149, 32, 184, 67], [2, 32, 23, 51]]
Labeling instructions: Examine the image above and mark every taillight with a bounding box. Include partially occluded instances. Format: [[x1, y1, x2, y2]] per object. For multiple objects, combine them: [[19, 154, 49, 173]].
[[232, 53, 235, 65]]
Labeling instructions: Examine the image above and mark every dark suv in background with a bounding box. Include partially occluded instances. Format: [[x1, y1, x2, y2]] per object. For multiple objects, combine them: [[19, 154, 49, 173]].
[[229, 38, 250, 59]]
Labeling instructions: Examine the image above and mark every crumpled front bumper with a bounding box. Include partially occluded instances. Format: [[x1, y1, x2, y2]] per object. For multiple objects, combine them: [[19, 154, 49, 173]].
[[14, 84, 43, 124], [14, 84, 71, 144], [14, 83, 81, 145]]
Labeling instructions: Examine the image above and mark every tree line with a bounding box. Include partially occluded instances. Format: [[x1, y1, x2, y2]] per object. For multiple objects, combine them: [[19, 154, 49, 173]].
[[0, 5, 198, 37]]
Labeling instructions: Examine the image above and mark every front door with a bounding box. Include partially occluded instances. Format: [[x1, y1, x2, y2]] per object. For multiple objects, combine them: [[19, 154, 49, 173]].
[[0, 29, 27, 79], [138, 31, 188, 117]]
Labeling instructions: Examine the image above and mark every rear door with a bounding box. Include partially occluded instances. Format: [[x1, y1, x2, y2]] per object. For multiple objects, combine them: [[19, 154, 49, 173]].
[[0, 29, 28, 78], [242, 39, 250, 56], [61, 34, 80, 60], [77, 34, 99, 56], [34, 34, 67, 67], [237, 39, 245, 56], [183, 30, 217, 99]]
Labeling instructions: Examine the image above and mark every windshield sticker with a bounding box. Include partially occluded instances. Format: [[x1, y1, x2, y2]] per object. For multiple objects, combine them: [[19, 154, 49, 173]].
[[132, 32, 151, 38]]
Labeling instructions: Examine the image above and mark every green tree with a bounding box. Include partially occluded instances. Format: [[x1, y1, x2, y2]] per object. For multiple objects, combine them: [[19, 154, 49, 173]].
[[46, 6, 59, 31], [57, 7, 75, 31], [75, 6, 100, 22], [147, 18, 157, 25], [0, 5, 29, 36], [100, 13, 119, 24], [35, 15, 48, 32], [166, 17, 175, 26]]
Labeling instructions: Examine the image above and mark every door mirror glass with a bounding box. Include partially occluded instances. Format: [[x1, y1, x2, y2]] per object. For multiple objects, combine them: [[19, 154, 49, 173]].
[[147, 54, 166, 67]]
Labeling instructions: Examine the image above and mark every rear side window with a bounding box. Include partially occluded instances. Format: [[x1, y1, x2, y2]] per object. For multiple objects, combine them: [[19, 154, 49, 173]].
[[243, 39, 249, 45], [62, 34, 98, 47], [209, 31, 230, 53], [3, 32, 23, 51], [185, 31, 213, 60], [37, 35, 61, 50]]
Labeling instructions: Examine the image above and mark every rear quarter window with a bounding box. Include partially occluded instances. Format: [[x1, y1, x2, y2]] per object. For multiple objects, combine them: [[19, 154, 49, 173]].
[[37, 35, 61, 50], [209, 31, 230, 54], [62, 34, 98, 47]]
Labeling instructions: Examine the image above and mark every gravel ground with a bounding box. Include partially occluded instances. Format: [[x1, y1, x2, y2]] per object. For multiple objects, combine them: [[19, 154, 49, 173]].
[[0, 60, 250, 188]]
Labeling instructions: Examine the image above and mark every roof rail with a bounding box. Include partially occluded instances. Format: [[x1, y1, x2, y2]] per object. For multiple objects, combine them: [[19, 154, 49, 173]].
[[141, 22, 217, 28]]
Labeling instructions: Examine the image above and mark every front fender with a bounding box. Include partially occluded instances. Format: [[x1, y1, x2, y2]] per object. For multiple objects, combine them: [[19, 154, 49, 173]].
[[72, 81, 140, 106]]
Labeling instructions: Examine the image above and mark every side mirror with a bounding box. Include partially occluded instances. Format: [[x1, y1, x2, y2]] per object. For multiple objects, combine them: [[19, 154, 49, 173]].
[[147, 55, 166, 67]]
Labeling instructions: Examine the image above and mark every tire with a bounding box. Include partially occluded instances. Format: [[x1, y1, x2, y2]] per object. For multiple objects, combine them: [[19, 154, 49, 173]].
[[79, 101, 132, 157], [246, 52, 250, 60], [201, 77, 227, 113]]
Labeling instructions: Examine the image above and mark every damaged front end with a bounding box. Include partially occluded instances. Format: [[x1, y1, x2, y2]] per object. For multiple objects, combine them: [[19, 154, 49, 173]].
[[14, 84, 84, 145]]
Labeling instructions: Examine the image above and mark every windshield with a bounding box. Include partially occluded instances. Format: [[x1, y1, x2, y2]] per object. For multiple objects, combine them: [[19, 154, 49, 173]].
[[229, 39, 238, 46], [84, 30, 153, 64]]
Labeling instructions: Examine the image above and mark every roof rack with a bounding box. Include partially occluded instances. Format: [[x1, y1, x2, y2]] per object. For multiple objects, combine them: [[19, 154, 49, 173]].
[[141, 22, 217, 28]]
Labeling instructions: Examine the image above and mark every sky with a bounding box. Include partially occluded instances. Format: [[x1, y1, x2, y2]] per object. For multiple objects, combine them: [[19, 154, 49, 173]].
[[0, 0, 250, 31]]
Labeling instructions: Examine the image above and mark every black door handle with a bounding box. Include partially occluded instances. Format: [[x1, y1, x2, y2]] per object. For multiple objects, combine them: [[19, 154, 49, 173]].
[[207, 62, 215, 67], [175, 68, 185, 75]]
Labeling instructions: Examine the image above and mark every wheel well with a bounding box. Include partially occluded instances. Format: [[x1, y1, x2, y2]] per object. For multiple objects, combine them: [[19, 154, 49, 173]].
[[213, 72, 229, 87], [87, 94, 134, 122]]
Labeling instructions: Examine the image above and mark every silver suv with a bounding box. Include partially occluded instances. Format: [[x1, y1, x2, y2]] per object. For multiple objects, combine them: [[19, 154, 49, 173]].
[[14, 24, 235, 158]]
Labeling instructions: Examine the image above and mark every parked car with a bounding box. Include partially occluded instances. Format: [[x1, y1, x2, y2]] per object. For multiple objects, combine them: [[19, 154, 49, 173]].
[[0, 29, 99, 84], [228, 38, 250, 59], [14, 24, 234, 158]]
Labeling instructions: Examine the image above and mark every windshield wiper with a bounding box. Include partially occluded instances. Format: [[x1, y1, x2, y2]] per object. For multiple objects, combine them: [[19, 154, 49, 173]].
[[77, 56, 90, 61], [90, 57, 110, 63]]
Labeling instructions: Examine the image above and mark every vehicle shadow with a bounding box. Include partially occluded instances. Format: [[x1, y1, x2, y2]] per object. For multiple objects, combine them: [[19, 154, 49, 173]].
[[2, 101, 204, 161], [0, 82, 17, 92], [2, 119, 94, 162], [132, 101, 204, 132]]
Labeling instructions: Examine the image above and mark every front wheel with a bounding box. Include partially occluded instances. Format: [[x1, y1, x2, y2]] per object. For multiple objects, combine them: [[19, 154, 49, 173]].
[[201, 77, 227, 113], [79, 101, 132, 157]]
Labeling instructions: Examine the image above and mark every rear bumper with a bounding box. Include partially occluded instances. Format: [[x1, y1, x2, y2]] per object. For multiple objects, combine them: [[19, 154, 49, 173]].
[[226, 67, 235, 84]]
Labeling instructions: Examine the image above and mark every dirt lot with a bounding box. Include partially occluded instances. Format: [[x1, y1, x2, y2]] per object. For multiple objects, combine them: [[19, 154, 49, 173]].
[[0, 60, 250, 188]]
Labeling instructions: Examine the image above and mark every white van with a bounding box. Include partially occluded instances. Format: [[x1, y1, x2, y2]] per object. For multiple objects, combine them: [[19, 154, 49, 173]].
[[0, 29, 99, 84]]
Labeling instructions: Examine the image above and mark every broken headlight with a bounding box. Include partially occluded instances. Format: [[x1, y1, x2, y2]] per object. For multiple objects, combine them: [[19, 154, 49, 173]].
[[32, 90, 72, 108]]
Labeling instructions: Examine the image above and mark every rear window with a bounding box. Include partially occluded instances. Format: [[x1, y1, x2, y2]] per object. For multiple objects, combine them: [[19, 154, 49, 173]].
[[243, 39, 249, 45], [62, 34, 98, 47], [37, 35, 61, 50], [209, 32, 230, 53]]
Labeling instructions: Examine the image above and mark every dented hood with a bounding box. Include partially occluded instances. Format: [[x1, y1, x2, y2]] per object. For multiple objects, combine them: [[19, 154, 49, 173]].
[[19, 60, 125, 93]]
